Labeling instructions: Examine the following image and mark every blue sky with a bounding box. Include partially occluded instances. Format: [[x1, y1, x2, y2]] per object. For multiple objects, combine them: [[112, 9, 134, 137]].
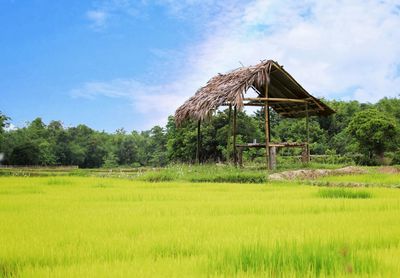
[[1, 0, 400, 132]]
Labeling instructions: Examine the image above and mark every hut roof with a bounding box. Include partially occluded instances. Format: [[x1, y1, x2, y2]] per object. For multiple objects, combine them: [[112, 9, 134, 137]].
[[175, 60, 335, 125]]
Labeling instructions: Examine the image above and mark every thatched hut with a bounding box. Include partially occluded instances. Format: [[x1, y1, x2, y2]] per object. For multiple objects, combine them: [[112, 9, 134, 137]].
[[175, 60, 334, 169]]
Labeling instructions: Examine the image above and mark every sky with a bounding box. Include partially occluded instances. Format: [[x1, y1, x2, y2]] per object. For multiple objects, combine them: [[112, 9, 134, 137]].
[[1, 0, 400, 132]]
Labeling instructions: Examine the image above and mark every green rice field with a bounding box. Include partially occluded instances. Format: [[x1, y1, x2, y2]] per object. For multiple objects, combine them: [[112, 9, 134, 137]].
[[1, 175, 400, 277]]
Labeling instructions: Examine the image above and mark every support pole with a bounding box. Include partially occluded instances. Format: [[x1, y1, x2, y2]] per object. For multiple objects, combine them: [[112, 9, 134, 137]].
[[238, 147, 243, 167], [264, 86, 270, 170], [270, 146, 277, 170], [196, 119, 201, 164], [227, 104, 232, 162], [305, 102, 310, 163], [233, 105, 237, 166], [267, 105, 271, 146]]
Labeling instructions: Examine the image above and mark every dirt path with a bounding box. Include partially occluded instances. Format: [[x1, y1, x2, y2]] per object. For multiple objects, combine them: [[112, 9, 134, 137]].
[[269, 166, 367, 181]]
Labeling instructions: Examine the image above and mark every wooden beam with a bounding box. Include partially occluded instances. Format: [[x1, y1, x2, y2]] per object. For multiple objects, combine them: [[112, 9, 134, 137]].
[[273, 77, 325, 111], [250, 85, 262, 96], [271, 62, 324, 109], [243, 97, 310, 103], [278, 108, 321, 116], [270, 77, 300, 98], [242, 103, 265, 107], [267, 84, 309, 115], [308, 98, 325, 111], [236, 142, 306, 148]]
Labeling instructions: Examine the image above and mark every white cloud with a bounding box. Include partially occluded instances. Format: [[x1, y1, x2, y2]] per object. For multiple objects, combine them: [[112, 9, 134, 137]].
[[187, 0, 400, 102], [86, 10, 108, 29], [71, 78, 197, 129], [4, 123, 17, 132], [74, 0, 400, 129]]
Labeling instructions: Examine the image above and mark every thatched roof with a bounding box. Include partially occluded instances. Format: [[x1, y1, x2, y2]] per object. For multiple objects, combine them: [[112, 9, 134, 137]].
[[175, 60, 335, 126]]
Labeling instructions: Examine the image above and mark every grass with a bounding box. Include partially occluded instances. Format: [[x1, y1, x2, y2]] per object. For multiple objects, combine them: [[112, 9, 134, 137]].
[[210, 241, 377, 276], [318, 172, 400, 187], [140, 164, 268, 183], [0, 161, 348, 181], [1, 175, 400, 276], [318, 188, 373, 199]]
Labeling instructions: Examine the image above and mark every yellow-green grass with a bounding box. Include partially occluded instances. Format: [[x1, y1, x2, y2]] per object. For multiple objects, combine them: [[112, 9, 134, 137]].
[[317, 173, 400, 187], [1, 177, 400, 277]]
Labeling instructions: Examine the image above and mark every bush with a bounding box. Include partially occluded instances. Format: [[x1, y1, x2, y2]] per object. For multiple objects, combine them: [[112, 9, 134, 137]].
[[391, 150, 400, 165]]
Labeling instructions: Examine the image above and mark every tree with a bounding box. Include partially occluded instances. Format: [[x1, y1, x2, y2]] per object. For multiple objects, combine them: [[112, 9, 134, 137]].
[[116, 135, 138, 165], [149, 126, 168, 166], [166, 116, 197, 163], [38, 141, 56, 165], [9, 141, 40, 165], [0, 112, 11, 154], [103, 152, 118, 168], [0, 111, 10, 134], [376, 97, 400, 122], [347, 109, 398, 164]]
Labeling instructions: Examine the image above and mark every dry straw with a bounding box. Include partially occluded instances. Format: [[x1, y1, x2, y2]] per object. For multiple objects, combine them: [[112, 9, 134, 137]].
[[175, 60, 334, 126]]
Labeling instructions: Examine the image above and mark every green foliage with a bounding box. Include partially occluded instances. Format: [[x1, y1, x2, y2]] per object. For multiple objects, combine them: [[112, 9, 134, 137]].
[[348, 108, 399, 165], [166, 110, 262, 163], [376, 97, 400, 122], [0, 111, 10, 129], [392, 150, 400, 165], [1, 97, 400, 167], [9, 141, 40, 165], [38, 141, 56, 166], [103, 152, 118, 168]]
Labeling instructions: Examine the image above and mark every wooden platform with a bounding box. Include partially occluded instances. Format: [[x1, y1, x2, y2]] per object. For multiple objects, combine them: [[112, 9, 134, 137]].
[[236, 142, 306, 148], [236, 142, 309, 169]]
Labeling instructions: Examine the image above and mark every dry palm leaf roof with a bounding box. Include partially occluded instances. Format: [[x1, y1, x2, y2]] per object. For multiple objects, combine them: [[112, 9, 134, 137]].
[[175, 60, 334, 125]]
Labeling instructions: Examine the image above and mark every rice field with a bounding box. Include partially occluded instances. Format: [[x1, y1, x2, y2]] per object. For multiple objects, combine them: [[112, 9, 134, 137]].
[[318, 172, 400, 187], [1, 176, 400, 277]]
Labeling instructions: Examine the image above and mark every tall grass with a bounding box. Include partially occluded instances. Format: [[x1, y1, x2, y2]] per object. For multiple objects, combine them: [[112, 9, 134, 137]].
[[140, 164, 268, 183], [210, 242, 376, 276], [318, 188, 373, 199], [0, 176, 400, 276], [318, 172, 400, 187]]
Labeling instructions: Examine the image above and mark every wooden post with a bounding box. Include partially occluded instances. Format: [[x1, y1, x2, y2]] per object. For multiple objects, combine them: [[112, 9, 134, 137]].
[[270, 146, 277, 170], [267, 105, 271, 146], [264, 86, 270, 170], [238, 147, 243, 167], [196, 119, 201, 164], [227, 104, 232, 162], [305, 102, 310, 163], [233, 105, 237, 166]]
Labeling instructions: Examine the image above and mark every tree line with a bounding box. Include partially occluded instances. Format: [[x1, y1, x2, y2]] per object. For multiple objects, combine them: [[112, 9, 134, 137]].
[[0, 97, 399, 167]]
